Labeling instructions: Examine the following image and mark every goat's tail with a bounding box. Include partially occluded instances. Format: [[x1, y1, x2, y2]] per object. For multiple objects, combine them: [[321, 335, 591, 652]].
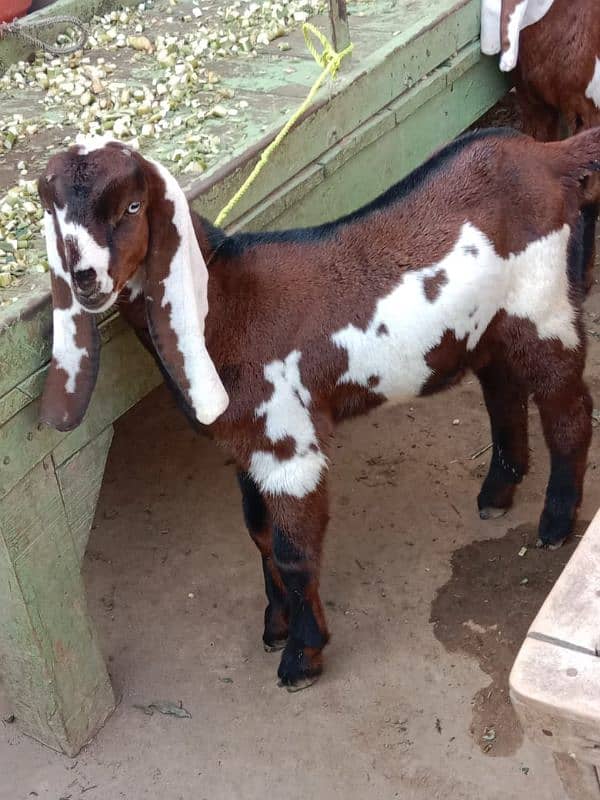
[[551, 126, 600, 200]]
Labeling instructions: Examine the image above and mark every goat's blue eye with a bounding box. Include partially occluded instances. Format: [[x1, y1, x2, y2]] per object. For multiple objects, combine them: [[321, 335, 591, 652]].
[[127, 201, 141, 214]]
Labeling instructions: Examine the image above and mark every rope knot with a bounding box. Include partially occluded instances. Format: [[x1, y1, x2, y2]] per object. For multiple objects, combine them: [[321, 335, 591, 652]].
[[302, 22, 353, 79], [215, 23, 353, 227]]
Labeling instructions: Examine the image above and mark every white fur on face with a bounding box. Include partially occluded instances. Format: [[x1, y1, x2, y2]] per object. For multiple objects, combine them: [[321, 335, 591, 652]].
[[54, 205, 114, 299], [44, 211, 89, 394], [150, 160, 229, 425], [250, 351, 327, 498], [332, 223, 576, 401], [480, 0, 555, 71], [585, 57, 600, 109]]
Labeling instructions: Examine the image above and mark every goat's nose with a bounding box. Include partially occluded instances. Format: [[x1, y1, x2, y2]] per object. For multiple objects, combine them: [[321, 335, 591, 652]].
[[73, 268, 98, 297], [64, 235, 80, 270]]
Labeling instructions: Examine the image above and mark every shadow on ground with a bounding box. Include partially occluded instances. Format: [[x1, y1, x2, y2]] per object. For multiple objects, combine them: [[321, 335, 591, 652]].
[[431, 521, 585, 756]]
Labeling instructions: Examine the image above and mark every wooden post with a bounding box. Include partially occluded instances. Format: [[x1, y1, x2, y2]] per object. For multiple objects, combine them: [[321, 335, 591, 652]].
[[0, 427, 115, 756], [328, 0, 351, 54]]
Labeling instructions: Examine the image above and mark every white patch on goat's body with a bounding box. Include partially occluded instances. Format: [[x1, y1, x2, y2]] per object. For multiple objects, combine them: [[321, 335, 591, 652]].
[[332, 223, 576, 401], [44, 211, 88, 393], [481, 0, 555, 71], [54, 205, 114, 295], [250, 351, 327, 498], [585, 57, 600, 109], [149, 159, 229, 425]]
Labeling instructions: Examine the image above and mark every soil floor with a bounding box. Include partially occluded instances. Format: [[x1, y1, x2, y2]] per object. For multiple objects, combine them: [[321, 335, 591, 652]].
[[4, 285, 600, 799]]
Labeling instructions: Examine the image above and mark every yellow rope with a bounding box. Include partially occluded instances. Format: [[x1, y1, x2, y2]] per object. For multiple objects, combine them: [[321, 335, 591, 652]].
[[214, 23, 353, 227]]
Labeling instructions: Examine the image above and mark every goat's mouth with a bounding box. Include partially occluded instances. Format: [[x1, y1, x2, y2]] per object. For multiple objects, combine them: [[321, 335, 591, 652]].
[[75, 289, 118, 314]]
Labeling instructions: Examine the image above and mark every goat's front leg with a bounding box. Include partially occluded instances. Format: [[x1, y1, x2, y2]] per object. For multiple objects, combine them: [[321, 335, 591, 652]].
[[477, 363, 529, 519], [535, 380, 592, 548], [267, 487, 330, 691], [514, 79, 561, 142], [237, 471, 289, 651]]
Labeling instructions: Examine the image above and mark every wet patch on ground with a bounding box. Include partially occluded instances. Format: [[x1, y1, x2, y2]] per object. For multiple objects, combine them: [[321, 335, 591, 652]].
[[430, 521, 586, 756]]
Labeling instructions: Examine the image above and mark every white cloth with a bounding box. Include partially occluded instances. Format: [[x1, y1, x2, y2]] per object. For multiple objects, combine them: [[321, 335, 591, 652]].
[[481, 0, 555, 72]]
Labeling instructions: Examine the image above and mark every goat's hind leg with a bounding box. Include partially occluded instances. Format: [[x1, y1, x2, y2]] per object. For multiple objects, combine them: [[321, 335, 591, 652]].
[[237, 471, 289, 651], [476, 363, 529, 519], [534, 378, 592, 548]]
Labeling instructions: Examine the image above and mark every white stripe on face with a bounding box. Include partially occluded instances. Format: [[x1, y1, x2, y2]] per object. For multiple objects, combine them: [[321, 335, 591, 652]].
[[44, 211, 89, 394], [585, 57, 600, 109], [54, 205, 113, 295]]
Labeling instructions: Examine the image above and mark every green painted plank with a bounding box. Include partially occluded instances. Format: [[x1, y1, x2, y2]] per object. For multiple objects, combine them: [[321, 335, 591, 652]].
[[0, 457, 114, 755], [191, 0, 482, 225], [233, 49, 507, 231], [0, 328, 160, 500], [272, 55, 506, 228], [55, 425, 114, 563], [0, 300, 52, 400]]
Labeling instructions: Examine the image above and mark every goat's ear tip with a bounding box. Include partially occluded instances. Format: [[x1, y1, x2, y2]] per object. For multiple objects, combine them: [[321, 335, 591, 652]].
[[38, 396, 88, 432], [196, 391, 230, 426]]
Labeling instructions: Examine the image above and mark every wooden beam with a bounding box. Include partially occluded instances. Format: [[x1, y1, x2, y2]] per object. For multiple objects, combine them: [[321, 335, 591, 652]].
[[328, 0, 351, 54], [0, 432, 115, 756]]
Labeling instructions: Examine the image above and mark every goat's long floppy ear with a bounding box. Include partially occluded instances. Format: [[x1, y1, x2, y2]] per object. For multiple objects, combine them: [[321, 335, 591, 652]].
[[39, 211, 100, 431], [141, 159, 229, 426], [480, 0, 529, 72], [498, 0, 528, 72]]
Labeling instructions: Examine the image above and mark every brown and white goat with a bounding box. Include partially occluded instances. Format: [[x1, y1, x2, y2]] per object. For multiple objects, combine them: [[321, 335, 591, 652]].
[[482, 0, 600, 136], [38, 128, 600, 688], [482, 0, 600, 287]]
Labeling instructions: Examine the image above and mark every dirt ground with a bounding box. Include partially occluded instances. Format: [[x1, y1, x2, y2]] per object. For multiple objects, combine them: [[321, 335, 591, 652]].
[[3, 280, 600, 798]]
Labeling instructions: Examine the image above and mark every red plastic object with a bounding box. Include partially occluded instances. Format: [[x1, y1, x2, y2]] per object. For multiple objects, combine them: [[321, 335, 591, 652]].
[[0, 1, 33, 23]]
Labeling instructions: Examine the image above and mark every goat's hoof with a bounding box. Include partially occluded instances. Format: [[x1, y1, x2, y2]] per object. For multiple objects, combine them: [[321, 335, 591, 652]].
[[263, 638, 287, 653], [277, 641, 324, 688], [479, 506, 508, 520], [279, 675, 318, 693], [536, 537, 565, 551]]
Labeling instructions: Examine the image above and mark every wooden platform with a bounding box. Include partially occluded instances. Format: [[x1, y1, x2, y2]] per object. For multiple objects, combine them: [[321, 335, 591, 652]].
[[0, 0, 507, 754], [511, 511, 600, 799]]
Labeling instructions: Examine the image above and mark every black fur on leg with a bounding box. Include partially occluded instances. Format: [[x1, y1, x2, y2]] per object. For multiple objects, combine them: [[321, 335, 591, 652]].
[[273, 525, 329, 687], [237, 472, 289, 647], [537, 456, 581, 548]]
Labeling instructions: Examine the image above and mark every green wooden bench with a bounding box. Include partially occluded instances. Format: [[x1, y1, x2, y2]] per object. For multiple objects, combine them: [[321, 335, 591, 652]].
[[0, 0, 507, 755]]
